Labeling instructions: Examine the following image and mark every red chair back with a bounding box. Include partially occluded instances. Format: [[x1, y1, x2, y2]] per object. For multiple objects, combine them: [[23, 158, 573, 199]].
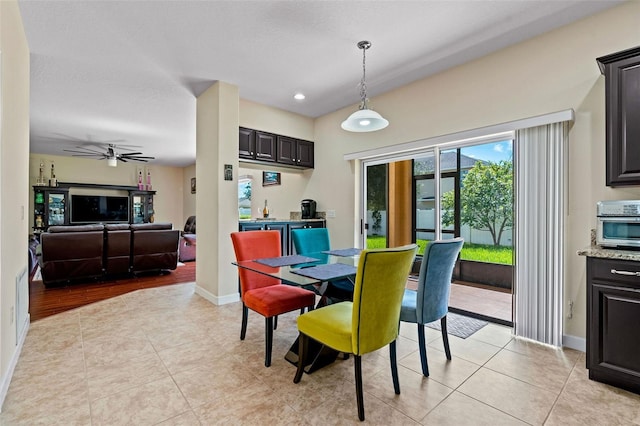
[[231, 230, 282, 296]]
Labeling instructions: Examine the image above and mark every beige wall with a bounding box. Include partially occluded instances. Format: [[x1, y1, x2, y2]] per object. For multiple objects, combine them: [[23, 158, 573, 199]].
[[311, 1, 640, 341], [182, 163, 196, 224], [28, 154, 185, 229], [0, 0, 30, 400]]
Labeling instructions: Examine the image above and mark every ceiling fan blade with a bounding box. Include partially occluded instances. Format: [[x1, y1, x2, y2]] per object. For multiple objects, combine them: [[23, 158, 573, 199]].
[[64, 147, 105, 155], [70, 154, 106, 158], [125, 155, 155, 160], [118, 157, 128, 163], [119, 152, 143, 156]]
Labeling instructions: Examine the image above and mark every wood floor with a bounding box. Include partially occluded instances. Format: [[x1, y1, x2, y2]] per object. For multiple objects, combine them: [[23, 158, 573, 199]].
[[29, 261, 196, 322]]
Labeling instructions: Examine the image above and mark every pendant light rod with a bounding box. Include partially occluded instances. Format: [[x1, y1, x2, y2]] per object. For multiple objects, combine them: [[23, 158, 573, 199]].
[[341, 40, 389, 132], [358, 40, 371, 110]]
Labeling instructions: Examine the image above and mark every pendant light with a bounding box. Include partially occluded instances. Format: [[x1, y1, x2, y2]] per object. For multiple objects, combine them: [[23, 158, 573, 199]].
[[341, 40, 389, 132]]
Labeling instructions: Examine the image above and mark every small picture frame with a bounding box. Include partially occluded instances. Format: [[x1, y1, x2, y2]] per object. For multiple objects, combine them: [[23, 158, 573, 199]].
[[190, 177, 196, 194], [262, 171, 281, 186]]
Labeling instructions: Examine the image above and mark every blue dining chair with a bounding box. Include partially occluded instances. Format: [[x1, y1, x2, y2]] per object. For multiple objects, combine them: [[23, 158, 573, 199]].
[[291, 228, 354, 302], [400, 237, 463, 377]]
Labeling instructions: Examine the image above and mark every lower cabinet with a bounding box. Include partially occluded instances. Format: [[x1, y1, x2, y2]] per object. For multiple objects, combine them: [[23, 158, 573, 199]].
[[238, 220, 326, 256], [586, 257, 640, 394]]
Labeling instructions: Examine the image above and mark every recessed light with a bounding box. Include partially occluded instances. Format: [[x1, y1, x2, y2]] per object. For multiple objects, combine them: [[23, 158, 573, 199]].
[[294, 93, 306, 100]]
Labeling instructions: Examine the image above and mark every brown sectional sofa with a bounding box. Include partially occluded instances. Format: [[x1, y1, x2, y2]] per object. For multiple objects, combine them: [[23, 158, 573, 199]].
[[38, 223, 180, 286]]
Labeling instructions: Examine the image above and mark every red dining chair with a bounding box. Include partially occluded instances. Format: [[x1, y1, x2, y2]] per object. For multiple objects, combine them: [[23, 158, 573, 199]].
[[231, 230, 316, 367]]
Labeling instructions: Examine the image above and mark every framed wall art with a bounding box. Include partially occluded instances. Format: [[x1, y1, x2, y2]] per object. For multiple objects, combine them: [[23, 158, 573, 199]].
[[262, 171, 281, 186]]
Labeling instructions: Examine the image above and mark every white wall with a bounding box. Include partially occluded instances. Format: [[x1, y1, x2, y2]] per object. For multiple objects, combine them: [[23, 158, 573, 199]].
[[0, 0, 30, 408], [28, 154, 185, 229], [310, 1, 640, 340]]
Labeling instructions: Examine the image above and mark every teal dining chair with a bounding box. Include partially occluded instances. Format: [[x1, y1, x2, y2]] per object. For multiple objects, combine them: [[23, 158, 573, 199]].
[[291, 227, 354, 302], [293, 244, 418, 421], [399, 238, 463, 377]]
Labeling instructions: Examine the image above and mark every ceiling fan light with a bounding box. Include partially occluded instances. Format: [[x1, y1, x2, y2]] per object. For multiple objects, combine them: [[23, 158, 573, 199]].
[[341, 108, 389, 132], [107, 157, 118, 167]]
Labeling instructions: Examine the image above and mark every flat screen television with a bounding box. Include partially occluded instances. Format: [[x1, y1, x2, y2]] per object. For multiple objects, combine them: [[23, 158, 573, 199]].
[[71, 195, 130, 224]]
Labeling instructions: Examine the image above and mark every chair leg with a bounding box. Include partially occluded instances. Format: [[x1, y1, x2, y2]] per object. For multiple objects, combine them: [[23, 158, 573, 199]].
[[354, 355, 365, 421], [265, 317, 274, 367], [240, 304, 248, 340], [293, 333, 308, 383], [417, 324, 429, 377], [441, 316, 452, 360], [390, 340, 400, 395], [274, 315, 278, 331]]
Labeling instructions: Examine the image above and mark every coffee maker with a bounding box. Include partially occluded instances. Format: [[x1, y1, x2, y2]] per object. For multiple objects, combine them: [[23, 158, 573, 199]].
[[301, 199, 317, 219]]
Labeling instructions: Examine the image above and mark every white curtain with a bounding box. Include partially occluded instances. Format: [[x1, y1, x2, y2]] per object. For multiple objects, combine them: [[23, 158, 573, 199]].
[[514, 122, 568, 347]]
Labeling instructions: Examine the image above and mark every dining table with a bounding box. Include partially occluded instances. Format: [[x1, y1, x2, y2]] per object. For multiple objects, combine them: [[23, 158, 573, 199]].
[[233, 248, 362, 373]]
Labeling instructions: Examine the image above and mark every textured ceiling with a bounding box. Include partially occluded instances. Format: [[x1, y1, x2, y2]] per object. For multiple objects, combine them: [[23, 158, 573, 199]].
[[19, 0, 622, 167]]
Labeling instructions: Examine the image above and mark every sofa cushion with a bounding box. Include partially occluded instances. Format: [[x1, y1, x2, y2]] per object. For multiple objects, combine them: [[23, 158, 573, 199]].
[[48, 224, 104, 233], [105, 223, 130, 231], [130, 222, 173, 231]]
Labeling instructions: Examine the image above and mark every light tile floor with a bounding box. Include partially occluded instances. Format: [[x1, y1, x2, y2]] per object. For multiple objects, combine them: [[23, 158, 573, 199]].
[[2, 282, 639, 425]]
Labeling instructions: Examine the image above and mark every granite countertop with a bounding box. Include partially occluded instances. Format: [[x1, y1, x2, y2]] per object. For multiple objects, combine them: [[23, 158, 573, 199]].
[[577, 246, 640, 262]]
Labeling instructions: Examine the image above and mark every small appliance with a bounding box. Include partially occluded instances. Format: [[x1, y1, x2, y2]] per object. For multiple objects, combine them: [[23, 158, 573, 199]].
[[301, 199, 316, 219], [596, 200, 640, 249]]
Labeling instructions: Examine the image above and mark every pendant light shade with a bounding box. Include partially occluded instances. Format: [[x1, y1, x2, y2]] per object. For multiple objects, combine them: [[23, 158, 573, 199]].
[[341, 40, 389, 132]]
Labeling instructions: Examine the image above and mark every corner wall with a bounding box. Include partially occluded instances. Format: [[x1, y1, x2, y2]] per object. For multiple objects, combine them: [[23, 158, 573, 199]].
[[0, 0, 30, 408]]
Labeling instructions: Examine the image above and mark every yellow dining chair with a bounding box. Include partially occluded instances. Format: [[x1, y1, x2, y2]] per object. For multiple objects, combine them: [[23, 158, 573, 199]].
[[293, 244, 418, 421]]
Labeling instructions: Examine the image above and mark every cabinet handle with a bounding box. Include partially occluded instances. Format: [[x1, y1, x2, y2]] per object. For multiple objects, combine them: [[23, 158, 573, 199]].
[[610, 269, 640, 277]]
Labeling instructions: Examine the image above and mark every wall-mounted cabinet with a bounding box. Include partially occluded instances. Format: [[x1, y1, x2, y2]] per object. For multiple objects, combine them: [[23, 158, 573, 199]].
[[239, 127, 314, 169], [277, 136, 314, 168], [597, 46, 640, 186], [239, 127, 277, 163]]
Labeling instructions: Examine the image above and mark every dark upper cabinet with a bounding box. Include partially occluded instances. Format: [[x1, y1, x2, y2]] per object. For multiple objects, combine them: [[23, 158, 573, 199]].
[[238, 127, 255, 159], [255, 131, 277, 162], [277, 136, 314, 168], [239, 127, 314, 169], [597, 46, 640, 186], [238, 127, 276, 162]]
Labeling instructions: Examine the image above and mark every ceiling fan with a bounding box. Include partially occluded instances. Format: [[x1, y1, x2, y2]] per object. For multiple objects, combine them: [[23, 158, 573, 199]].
[[63, 143, 155, 167]]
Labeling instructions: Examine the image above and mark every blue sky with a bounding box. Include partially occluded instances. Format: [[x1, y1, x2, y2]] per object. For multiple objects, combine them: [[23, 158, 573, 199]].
[[462, 140, 513, 163]]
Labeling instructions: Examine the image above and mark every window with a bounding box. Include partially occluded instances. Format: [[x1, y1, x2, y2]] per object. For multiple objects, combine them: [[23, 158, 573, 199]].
[[238, 176, 252, 219]]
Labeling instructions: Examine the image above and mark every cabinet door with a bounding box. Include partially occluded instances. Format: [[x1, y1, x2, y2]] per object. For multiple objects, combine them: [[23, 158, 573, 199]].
[[600, 48, 640, 186], [287, 221, 325, 254], [263, 223, 288, 255], [589, 281, 640, 393], [296, 140, 314, 168], [239, 127, 256, 159], [34, 189, 46, 231], [46, 191, 68, 226], [255, 131, 277, 162], [277, 136, 297, 166]]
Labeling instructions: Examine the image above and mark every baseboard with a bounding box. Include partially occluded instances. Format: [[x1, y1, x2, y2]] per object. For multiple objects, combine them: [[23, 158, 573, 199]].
[[0, 315, 30, 412], [195, 285, 239, 305], [563, 333, 586, 352]]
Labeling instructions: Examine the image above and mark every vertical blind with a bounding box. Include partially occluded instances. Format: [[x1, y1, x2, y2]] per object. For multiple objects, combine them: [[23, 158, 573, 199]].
[[514, 122, 568, 347]]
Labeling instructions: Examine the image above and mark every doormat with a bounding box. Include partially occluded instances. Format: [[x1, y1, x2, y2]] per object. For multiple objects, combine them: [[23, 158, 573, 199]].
[[426, 312, 487, 339]]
